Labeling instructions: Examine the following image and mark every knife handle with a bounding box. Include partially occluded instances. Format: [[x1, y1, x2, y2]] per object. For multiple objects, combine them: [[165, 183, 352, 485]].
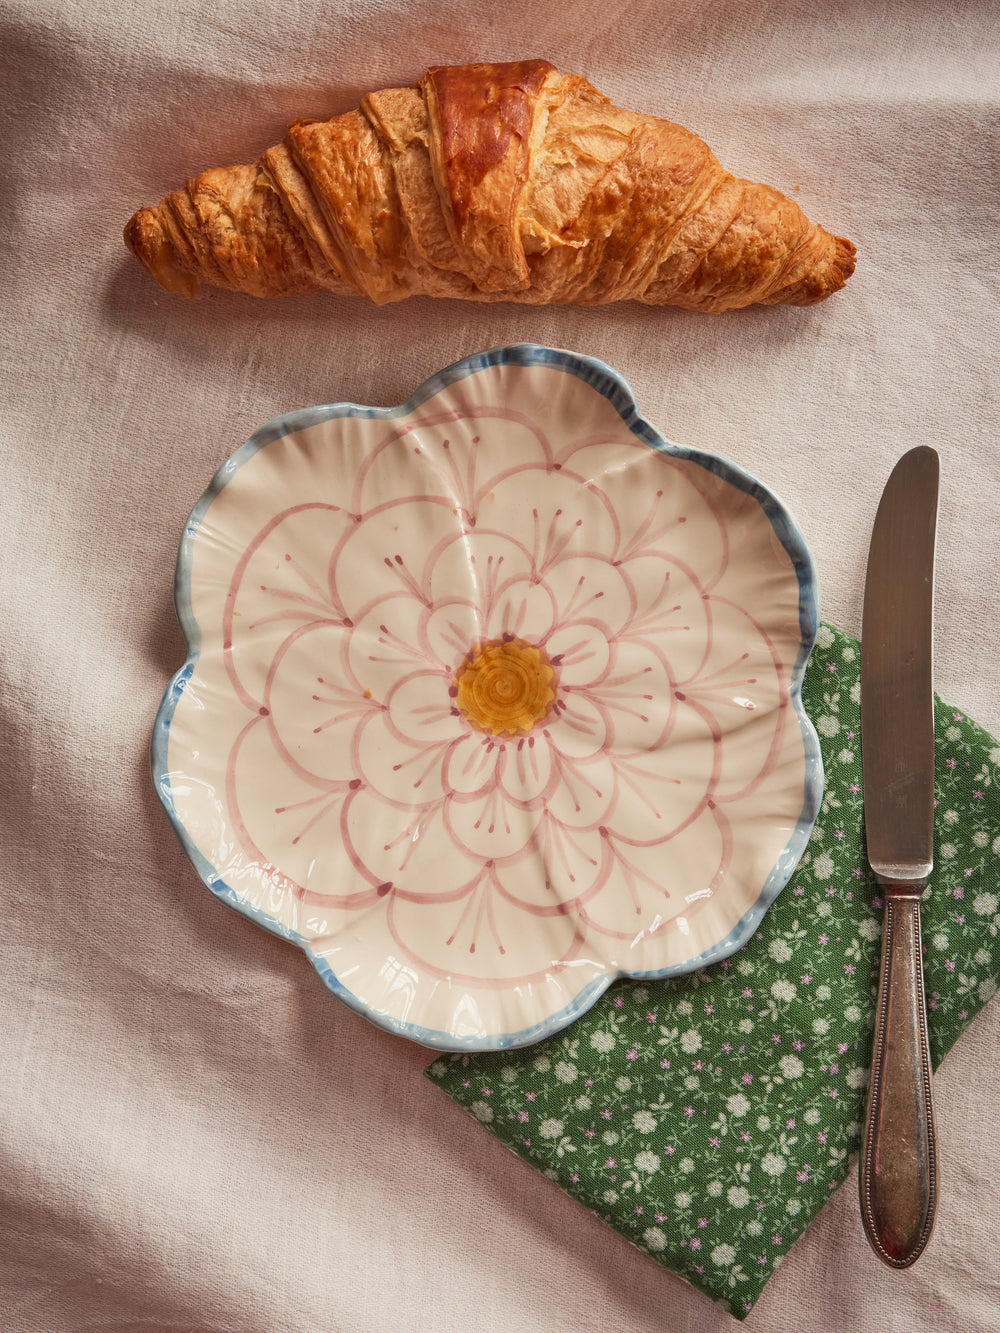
[[859, 894, 939, 1267]]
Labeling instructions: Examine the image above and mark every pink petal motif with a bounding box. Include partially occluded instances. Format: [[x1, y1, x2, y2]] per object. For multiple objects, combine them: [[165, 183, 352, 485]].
[[356, 693, 457, 805], [578, 807, 732, 952], [494, 818, 608, 910], [440, 732, 506, 798], [427, 531, 535, 629], [333, 498, 472, 629], [223, 503, 357, 709], [424, 599, 482, 672], [352, 418, 482, 515], [345, 598, 437, 703], [535, 745, 615, 829], [264, 621, 368, 786], [479, 573, 559, 646], [544, 689, 610, 762], [341, 785, 480, 898], [544, 616, 613, 690], [443, 786, 544, 863], [572, 639, 674, 753], [674, 601, 789, 805], [226, 714, 370, 906], [487, 466, 622, 573], [382, 860, 592, 987], [495, 734, 557, 807], [384, 671, 463, 749]]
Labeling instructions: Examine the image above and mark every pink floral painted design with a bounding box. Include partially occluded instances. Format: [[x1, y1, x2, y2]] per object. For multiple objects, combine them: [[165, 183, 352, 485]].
[[159, 350, 819, 1048]]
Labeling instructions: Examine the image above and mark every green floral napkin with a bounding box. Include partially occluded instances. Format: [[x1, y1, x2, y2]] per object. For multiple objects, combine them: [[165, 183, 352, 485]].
[[426, 623, 1000, 1318]]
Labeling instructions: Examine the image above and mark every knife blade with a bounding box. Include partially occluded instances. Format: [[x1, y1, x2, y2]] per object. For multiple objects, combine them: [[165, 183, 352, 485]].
[[858, 443, 940, 1268]]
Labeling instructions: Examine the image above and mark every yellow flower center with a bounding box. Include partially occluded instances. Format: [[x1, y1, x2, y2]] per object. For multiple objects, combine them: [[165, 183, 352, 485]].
[[452, 637, 556, 736]]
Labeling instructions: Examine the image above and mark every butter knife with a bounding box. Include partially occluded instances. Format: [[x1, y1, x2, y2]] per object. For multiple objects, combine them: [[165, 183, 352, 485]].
[[858, 444, 940, 1268]]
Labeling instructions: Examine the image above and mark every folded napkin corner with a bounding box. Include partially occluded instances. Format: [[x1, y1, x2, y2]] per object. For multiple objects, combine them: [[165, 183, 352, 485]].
[[426, 623, 1000, 1318]]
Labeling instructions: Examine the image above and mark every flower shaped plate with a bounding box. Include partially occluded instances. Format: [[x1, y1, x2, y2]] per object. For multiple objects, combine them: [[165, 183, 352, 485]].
[[153, 345, 823, 1051]]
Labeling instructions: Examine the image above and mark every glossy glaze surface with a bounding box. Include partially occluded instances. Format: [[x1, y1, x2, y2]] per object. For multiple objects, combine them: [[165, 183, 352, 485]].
[[153, 345, 822, 1049]]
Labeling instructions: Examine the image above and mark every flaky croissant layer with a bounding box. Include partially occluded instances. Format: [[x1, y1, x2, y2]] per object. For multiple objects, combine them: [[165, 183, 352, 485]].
[[124, 59, 855, 313]]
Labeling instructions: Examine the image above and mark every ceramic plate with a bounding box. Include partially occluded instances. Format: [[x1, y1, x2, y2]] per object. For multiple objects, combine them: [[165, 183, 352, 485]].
[[153, 345, 822, 1051]]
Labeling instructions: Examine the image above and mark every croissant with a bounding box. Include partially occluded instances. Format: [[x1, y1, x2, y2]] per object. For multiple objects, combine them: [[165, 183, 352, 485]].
[[124, 59, 855, 313]]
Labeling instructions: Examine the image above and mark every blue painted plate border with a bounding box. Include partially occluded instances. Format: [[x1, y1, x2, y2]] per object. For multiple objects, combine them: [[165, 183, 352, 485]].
[[151, 343, 824, 1052]]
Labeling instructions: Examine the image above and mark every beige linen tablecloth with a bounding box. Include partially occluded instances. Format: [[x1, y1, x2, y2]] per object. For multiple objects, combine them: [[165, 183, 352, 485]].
[[2, 2, 998, 1329]]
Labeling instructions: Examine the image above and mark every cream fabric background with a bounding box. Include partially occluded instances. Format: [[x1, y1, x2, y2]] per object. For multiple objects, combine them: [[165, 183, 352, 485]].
[[2, 2, 998, 1329]]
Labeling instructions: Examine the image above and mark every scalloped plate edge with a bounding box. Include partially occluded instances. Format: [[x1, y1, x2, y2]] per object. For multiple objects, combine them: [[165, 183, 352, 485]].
[[151, 342, 824, 1052]]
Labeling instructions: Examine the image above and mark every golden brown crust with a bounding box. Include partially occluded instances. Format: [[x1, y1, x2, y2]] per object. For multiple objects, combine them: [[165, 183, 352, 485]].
[[422, 59, 557, 293], [425, 61, 554, 227], [123, 60, 855, 311]]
